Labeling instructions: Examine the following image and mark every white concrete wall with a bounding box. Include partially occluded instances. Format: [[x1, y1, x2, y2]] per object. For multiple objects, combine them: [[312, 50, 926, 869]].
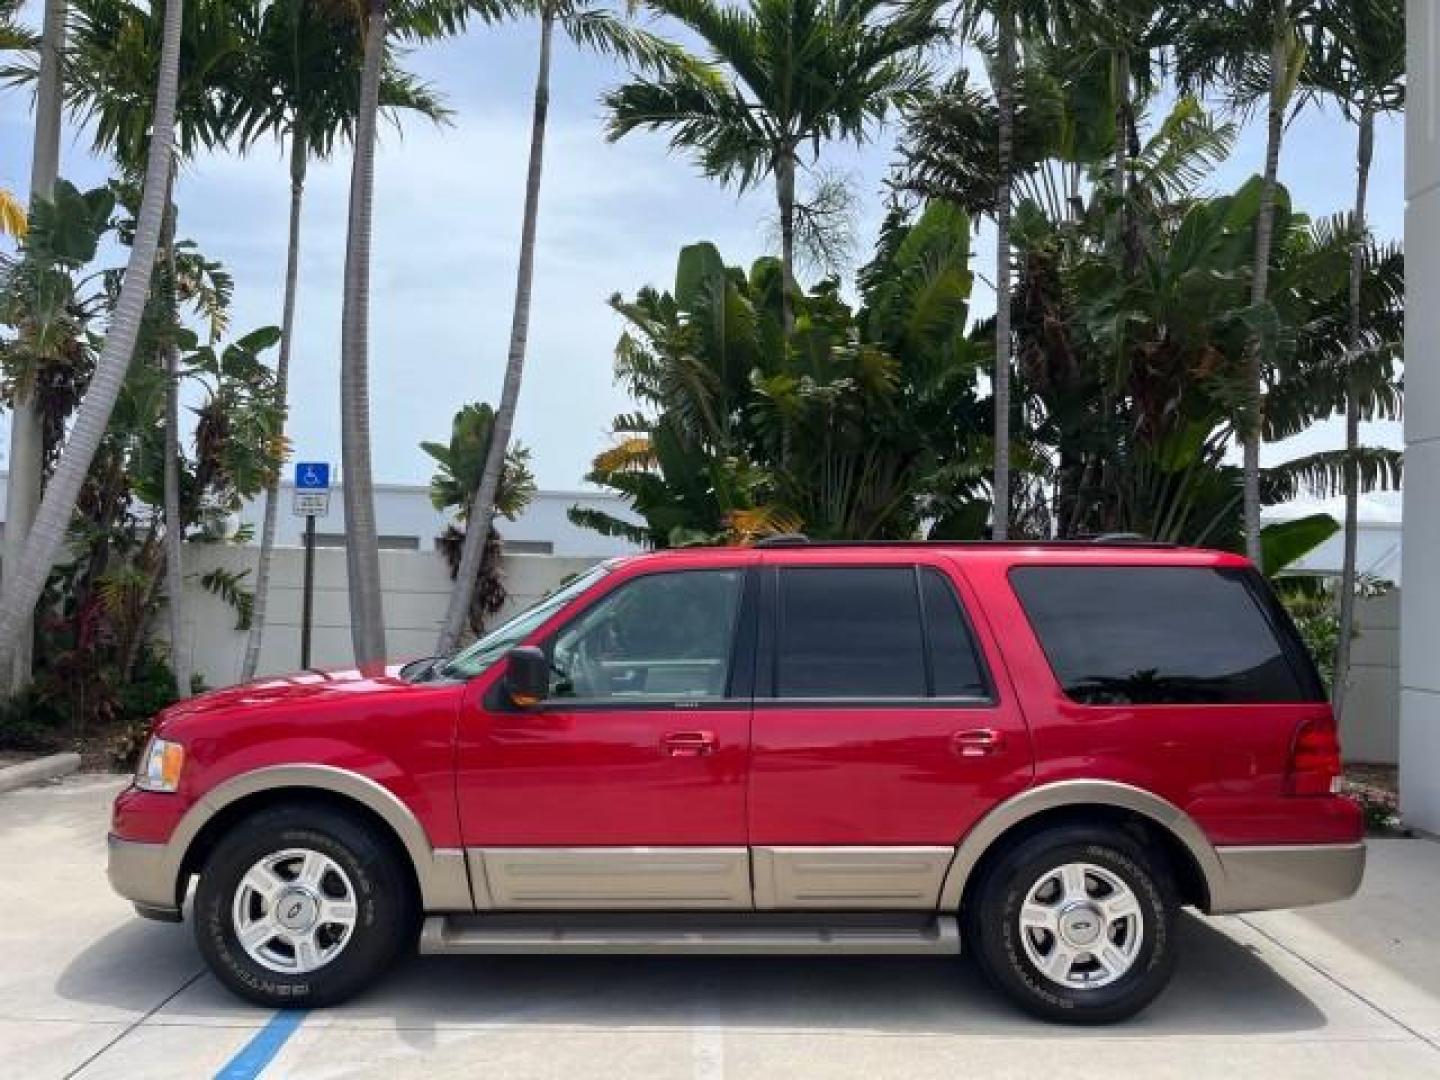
[[1342, 590, 1401, 765], [229, 484, 642, 557], [1404, 1, 1440, 830], [169, 543, 600, 687], [1275, 518, 1404, 585]]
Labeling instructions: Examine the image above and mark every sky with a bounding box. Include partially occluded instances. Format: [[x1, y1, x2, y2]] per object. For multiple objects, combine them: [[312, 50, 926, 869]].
[[0, 15, 1409, 520]]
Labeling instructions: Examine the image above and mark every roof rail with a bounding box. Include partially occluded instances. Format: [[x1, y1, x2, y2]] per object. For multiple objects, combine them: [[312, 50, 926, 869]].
[[746, 535, 1179, 550], [754, 533, 811, 547]]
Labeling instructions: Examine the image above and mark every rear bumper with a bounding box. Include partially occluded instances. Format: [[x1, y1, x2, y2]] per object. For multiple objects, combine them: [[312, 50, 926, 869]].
[[1208, 842, 1365, 914], [108, 834, 182, 922]]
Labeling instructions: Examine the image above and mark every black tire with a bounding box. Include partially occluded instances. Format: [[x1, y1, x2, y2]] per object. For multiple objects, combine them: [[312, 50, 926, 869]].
[[193, 803, 416, 1007], [963, 825, 1178, 1024]]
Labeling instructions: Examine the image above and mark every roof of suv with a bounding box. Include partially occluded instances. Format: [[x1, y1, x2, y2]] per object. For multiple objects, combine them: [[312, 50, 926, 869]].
[[611, 540, 1253, 571]]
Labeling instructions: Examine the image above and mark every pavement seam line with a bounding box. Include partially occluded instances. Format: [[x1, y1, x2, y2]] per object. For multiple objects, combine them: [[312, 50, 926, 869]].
[[1236, 915, 1440, 1055], [62, 969, 208, 1080]]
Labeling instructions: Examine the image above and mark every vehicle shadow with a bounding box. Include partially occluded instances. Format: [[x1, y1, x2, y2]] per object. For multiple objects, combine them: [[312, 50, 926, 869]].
[[57, 911, 1327, 1039]]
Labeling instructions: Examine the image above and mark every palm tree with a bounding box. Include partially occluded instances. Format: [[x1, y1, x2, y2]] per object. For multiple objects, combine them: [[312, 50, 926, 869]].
[[1053, 2, 1177, 272], [424, 401, 536, 635], [2, 0, 65, 692], [63, 0, 248, 695], [339, 0, 391, 666], [604, 0, 943, 332], [0, 0, 182, 682], [946, 1, 1057, 539], [1177, 0, 1319, 563], [1306, 0, 1404, 718], [986, 4, 1016, 538], [233, 0, 448, 680], [435, 0, 687, 653]]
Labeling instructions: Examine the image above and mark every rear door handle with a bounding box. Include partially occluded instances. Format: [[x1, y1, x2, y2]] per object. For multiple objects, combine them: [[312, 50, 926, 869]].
[[952, 728, 1005, 758], [662, 730, 716, 757]]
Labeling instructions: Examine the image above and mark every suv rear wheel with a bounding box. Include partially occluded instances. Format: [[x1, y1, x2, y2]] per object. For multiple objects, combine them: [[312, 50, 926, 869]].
[[193, 804, 415, 1007], [964, 825, 1177, 1024]]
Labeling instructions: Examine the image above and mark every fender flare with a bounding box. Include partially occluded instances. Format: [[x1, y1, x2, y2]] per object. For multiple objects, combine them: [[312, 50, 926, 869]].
[[937, 779, 1225, 911], [168, 764, 472, 911]]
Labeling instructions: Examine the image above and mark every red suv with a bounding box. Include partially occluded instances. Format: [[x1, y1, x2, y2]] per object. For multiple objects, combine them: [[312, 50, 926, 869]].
[[108, 540, 1363, 1023]]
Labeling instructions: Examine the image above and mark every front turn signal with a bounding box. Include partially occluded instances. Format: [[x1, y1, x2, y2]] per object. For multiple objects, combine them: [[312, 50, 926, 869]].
[[136, 737, 186, 793]]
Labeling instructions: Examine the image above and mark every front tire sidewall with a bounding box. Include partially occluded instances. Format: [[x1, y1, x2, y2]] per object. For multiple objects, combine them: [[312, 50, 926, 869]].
[[969, 831, 1176, 1024], [195, 810, 410, 1008]]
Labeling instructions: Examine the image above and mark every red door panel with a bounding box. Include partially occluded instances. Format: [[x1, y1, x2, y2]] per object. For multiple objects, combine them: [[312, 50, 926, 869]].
[[747, 555, 1034, 846], [456, 559, 757, 847], [457, 699, 750, 845], [749, 702, 1032, 844]]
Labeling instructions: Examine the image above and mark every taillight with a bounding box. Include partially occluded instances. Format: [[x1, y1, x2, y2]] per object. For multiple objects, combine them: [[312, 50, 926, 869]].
[[1287, 718, 1342, 796]]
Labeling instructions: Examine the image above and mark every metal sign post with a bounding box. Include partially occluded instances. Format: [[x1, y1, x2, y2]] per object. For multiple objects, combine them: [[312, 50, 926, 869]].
[[292, 462, 331, 670]]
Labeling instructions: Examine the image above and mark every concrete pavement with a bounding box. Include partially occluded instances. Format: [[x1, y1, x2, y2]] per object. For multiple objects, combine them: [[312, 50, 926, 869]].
[[3, 774, 1439, 1079]]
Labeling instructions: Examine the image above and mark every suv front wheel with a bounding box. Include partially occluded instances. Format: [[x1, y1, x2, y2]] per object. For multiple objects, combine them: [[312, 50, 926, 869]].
[[194, 804, 415, 1007], [965, 825, 1177, 1024]]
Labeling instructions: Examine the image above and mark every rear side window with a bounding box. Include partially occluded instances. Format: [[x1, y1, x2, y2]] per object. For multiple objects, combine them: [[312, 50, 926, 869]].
[[1010, 566, 1320, 705], [777, 567, 926, 698], [773, 565, 990, 700], [919, 568, 989, 698]]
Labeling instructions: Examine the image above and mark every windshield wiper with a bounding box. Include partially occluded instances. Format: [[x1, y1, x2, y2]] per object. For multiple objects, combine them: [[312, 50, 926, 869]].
[[400, 656, 451, 684]]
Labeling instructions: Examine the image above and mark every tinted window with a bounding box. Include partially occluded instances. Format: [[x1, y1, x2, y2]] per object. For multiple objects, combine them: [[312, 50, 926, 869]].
[[1011, 566, 1312, 705], [777, 567, 926, 698], [549, 570, 742, 701], [920, 568, 988, 698]]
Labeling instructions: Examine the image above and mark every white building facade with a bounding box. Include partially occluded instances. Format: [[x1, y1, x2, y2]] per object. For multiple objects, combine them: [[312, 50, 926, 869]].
[[231, 483, 642, 558], [1403, 1, 1440, 831]]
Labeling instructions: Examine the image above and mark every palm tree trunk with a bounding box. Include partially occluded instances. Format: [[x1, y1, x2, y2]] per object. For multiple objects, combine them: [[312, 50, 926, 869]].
[[1333, 102, 1373, 718], [340, 0, 389, 665], [3, 0, 66, 694], [1114, 48, 1139, 275], [0, 0, 183, 679], [159, 164, 190, 698], [242, 127, 308, 681], [991, 1, 1015, 541], [776, 150, 797, 333], [1242, 0, 1289, 564], [436, 6, 554, 654]]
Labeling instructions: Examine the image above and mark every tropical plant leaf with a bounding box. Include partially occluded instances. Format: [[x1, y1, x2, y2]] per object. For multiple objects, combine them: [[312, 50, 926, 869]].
[[1260, 513, 1339, 578]]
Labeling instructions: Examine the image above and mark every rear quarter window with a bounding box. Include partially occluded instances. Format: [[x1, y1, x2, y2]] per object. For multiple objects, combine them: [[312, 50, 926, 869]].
[[1009, 565, 1324, 705]]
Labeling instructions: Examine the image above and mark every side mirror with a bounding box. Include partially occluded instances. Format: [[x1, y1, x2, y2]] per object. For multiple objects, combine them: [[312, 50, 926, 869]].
[[504, 646, 549, 708]]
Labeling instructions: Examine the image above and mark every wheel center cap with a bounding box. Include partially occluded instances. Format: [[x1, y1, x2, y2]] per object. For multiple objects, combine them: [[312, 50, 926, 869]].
[[275, 888, 319, 932], [1059, 903, 1103, 947]]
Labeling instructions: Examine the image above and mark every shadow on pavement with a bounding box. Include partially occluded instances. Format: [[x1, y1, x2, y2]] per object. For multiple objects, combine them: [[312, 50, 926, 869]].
[[54, 915, 204, 1010], [57, 910, 1326, 1038]]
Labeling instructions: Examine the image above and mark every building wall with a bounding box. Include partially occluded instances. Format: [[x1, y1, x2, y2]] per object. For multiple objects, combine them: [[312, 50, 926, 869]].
[[1403, 1, 1440, 830], [167, 543, 600, 686], [1342, 590, 1401, 765], [1277, 519, 1403, 585], [232, 484, 642, 558]]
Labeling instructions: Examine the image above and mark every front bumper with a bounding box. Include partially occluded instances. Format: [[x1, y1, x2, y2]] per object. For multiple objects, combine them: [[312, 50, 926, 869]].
[[107, 834, 182, 922], [1208, 842, 1366, 914]]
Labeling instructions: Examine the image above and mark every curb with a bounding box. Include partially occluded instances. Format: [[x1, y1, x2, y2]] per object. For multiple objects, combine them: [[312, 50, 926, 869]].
[[0, 752, 82, 795]]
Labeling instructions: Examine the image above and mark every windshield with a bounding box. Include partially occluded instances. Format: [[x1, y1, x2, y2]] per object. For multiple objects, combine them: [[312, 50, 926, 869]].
[[438, 562, 613, 680]]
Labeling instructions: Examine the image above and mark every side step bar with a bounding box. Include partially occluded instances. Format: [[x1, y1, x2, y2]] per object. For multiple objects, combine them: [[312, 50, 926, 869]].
[[420, 912, 961, 957]]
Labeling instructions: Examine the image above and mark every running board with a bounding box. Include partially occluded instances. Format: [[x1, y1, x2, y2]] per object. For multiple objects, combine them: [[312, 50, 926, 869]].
[[420, 912, 961, 956]]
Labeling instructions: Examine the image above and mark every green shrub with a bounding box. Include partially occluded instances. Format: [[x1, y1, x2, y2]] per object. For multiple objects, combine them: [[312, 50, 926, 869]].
[[106, 648, 206, 771], [116, 648, 185, 726], [0, 687, 68, 752]]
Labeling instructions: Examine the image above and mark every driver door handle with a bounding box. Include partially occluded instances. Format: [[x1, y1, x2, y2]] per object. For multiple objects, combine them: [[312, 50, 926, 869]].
[[952, 728, 1005, 757], [662, 731, 716, 757]]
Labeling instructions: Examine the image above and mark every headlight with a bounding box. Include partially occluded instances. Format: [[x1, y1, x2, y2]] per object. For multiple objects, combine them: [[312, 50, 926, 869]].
[[136, 736, 186, 793]]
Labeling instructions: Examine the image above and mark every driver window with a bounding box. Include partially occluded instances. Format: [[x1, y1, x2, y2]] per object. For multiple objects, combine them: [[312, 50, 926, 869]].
[[548, 569, 744, 702]]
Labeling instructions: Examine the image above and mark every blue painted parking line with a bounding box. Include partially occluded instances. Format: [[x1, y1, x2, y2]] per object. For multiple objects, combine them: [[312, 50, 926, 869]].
[[215, 1009, 308, 1079]]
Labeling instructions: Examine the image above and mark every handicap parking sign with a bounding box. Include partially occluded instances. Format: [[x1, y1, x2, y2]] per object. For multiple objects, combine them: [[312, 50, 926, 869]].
[[295, 462, 331, 491]]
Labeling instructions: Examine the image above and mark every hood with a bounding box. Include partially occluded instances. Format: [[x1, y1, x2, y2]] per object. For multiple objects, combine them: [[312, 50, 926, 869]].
[[156, 662, 415, 725]]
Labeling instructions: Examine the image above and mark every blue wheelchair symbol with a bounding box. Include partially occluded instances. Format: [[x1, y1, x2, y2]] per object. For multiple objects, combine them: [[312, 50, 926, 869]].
[[295, 462, 331, 491]]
